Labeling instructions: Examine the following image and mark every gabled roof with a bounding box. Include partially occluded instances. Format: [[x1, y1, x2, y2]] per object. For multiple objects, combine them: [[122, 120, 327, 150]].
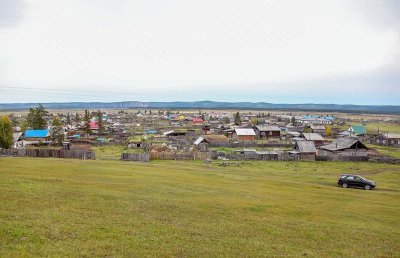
[[320, 138, 368, 151], [380, 133, 400, 139], [194, 137, 204, 145], [255, 125, 281, 131], [234, 128, 256, 136], [310, 125, 325, 130], [89, 121, 99, 130], [24, 129, 50, 138], [349, 125, 367, 135], [302, 133, 324, 141], [192, 118, 204, 123], [295, 141, 317, 153], [203, 134, 229, 142]]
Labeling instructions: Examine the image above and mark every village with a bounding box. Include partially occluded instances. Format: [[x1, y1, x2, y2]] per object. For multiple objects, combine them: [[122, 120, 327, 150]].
[[1, 105, 399, 163]]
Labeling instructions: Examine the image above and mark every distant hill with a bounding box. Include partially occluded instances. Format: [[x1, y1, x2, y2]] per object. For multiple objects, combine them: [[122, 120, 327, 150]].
[[0, 101, 399, 114]]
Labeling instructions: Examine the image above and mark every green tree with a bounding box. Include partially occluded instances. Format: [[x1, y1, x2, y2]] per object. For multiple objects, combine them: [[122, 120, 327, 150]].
[[251, 117, 259, 125], [0, 116, 13, 149], [223, 116, 230, 124], [26, 104, 49, 129], [52, 117, 62, 126], [303, 125, 312, 133], [75, 113, 80, 123], [84, 110, 91, 135], [291, 116, 296, 126], [50, 126, 64, 146], [66, 113, 71, 125], [20, 120, 28, 132], [97, 110, 104, 133], [234, 112, 241, 125]]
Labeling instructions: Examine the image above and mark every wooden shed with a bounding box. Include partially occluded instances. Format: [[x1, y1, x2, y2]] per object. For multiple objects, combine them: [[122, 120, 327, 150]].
[[254, 125, 281, 139], [234, 128, 256, 141]]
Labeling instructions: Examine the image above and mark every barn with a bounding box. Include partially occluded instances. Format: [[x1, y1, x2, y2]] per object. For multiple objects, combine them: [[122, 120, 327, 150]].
[[234, 128, 256, 141], [375, 133, 400, 147], [254, 125, 281, 139], [302, 133, 325, 146], [319, 138, 368, 157], [290, 141, 317, 161]]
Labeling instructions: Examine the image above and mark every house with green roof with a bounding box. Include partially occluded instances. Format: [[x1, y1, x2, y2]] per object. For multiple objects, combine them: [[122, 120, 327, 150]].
[[348, 125, 367, 136]]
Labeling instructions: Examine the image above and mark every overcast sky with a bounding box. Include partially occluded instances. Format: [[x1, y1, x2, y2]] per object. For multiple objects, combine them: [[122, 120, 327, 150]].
[[0, 0, 399, 104]]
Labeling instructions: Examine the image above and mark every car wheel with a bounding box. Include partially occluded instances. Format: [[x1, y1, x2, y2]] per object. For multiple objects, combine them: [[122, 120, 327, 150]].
[[342, 183, 348, 188], [364, 185, 371, 190]]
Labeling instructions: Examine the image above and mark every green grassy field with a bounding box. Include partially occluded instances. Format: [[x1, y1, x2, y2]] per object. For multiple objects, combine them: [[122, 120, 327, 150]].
[[92, 145, 145, 160], [1, 158, 399, 257], [365, 122, 400, 134], [367, 144, 400, 159]]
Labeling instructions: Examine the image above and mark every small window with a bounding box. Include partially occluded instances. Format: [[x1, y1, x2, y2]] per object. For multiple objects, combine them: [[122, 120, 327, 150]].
[[347, 176, 354, 181]]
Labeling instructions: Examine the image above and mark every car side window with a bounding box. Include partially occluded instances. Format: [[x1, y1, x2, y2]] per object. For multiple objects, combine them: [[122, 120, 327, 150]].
[[347, 176, 354, 180]]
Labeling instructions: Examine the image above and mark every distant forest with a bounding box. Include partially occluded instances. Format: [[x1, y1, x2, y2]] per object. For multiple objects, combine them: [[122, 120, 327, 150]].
[[0, 101, 399, 114]]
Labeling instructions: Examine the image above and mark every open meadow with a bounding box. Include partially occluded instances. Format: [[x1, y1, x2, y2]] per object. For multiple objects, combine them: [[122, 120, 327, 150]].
[[1, 158, 399, 257]]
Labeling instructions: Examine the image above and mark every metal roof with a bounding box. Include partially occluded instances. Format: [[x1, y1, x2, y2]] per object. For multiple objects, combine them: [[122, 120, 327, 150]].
[[349, 125, 367, 135], [194, 137, 204, 145], [302, 133, 324, 141], [380, 133, 400, 139], [24, 130, 50, 138], [255, 125, 281, 131], [320, 138, 367, 151], [295, 141, 317, 153], [235, 128, 256, 136]]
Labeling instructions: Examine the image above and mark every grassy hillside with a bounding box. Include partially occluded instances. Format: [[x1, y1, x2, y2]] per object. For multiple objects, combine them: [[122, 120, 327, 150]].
[[0, 158, 399, 257]]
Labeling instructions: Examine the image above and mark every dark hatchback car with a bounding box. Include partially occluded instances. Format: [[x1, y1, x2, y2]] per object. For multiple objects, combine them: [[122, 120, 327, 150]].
[[337, 174, 376, 190]]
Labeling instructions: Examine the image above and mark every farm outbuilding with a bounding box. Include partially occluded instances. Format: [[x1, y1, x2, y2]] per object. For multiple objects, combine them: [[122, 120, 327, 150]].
[[375, 133, 400, 147], [234, 128, 256, 141], [348, 125, 367, 136], [302, 133, 325, 146], [254, 125, 281, 139], [22, 130, 51, 146], [290, 141, 317, 161], [319, 138, 368, 158]]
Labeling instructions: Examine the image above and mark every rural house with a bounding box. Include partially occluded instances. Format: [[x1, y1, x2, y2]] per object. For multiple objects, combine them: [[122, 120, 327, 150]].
[[289, 141, 317, 161], [22, 129, 51, 146], [348, 125, 367, 136], [254, 125, 281, 139], [234, 128, 256, 141], [375, 133, 400, 147], [194, 134, 229, 148], [302, 132, 325, 146], [310, 125, 325, 135], [319, 138, 368, 158]]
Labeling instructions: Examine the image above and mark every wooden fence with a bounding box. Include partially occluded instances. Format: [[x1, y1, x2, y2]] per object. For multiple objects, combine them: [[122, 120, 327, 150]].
[[316, 155, 368, 162], [0, 148, 95, 160], [209, 142, 293, 148], [149, 152, 212, 160], [120, 153, 150, 162], [212, 152, 280, 161]]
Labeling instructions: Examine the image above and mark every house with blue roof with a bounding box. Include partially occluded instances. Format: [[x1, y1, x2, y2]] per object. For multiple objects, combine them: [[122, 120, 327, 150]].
[[22, 130, 51, 145]]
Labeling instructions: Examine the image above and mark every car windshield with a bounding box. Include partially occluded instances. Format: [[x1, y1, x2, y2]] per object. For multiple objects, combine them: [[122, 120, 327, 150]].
[[358, 176, 367, 181]]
